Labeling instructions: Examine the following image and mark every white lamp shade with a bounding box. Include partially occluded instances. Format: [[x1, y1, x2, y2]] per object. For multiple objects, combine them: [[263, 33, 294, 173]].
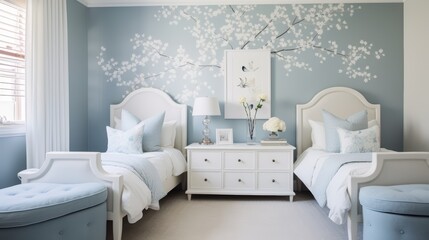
[[192, 97, 221, 116]]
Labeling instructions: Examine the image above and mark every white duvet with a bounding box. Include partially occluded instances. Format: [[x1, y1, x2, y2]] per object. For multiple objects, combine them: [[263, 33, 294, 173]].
[[294, 148, 373, 224], [101, 147, 186, 223]]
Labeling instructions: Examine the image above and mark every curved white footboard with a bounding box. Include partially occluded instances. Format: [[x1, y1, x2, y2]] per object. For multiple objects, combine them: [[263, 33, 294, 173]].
[[348, 152, 429, 240], [18, 152, 124, 240]]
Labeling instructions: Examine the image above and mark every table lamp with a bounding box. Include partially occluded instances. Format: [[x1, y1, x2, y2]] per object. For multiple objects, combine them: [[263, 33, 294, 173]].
[[192, 97, 221, 144]]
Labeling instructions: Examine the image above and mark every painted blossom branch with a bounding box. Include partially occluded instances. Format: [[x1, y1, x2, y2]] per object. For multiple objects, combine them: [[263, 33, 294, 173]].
[[241, 19, 273, 49], [99, 4, 384, 102]]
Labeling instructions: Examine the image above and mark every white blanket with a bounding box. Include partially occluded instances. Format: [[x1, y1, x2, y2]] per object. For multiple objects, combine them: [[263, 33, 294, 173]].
[[294, 148, 385, 224], [101, 147, 187, 223]]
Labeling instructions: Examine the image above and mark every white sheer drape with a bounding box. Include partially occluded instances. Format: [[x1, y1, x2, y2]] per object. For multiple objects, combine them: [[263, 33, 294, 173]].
[[25, 0, 69, 168]]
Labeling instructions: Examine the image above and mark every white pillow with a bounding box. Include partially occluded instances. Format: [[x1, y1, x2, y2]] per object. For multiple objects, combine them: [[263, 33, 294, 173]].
[[106, 123, 144, 154], [308, 119, 326, 150], [337, 125, 380, 153], [161, 121, 177, 148], [308, 119, 379, 151]]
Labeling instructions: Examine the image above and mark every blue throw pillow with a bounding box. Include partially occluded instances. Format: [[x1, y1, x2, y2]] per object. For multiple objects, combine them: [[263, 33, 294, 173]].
[[120, 109, 165, 152], [323, 110, 368, 152], [121, 109, 141, 131], [142, 111, 165, 152]]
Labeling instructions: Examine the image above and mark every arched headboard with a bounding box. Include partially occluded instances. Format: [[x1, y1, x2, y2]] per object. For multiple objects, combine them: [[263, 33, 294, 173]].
[[296, 87, 380, 156], [110, 88, 187, 154]]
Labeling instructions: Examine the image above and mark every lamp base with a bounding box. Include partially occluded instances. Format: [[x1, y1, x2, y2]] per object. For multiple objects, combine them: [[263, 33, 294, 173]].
[[200, 138, 214, 145]]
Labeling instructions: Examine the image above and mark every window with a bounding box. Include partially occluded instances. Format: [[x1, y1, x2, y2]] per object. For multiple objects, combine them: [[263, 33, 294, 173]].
[[0, 0, 25, 134]]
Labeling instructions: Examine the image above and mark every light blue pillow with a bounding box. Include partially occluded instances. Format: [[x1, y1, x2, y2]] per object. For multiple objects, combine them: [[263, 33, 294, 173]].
[[121, 109, 141, 131], [120, 109, 165, 152], [142, 111, 165, 152], [323, 110, 368, 152]]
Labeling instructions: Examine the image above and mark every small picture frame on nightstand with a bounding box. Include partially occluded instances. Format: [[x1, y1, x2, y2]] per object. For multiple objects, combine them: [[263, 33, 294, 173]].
[[216, 128, 233, 144]]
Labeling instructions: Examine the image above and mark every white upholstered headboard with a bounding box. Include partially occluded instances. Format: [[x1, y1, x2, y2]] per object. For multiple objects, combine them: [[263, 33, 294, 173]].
[[110, 88, 187, 154], [296, 87, 380, 156]]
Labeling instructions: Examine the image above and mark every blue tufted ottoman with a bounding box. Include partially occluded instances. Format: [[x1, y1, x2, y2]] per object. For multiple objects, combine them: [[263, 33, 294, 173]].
[[0, 182, 107, 240], [359, 184, 429, 240]]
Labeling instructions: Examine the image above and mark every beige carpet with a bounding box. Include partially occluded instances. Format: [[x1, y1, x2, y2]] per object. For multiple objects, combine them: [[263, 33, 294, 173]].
[[108, 189, 358, 240]]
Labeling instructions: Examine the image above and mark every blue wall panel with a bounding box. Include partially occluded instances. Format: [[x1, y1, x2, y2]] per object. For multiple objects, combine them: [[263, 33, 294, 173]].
[[0, 136, 26, 188], [68, 0, 89, 151], [86, 3, 403, 151]]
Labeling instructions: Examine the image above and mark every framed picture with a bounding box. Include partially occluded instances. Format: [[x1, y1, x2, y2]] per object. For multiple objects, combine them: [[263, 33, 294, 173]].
[[224, 49, 271, 119], [216, 128, 233, 144]]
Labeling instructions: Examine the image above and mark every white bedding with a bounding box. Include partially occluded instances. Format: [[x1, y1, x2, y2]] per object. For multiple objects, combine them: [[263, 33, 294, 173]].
[[101, 147, 186, 223], [294, 148, 383, 224]]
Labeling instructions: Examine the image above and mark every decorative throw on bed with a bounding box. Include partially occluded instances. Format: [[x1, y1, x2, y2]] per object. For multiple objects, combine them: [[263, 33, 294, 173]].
[[311, 152, 372, 207], [101, 154, 166, 206]]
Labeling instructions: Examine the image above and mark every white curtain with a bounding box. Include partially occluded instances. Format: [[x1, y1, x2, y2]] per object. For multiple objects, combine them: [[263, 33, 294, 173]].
[[26, 0, 69, 168]]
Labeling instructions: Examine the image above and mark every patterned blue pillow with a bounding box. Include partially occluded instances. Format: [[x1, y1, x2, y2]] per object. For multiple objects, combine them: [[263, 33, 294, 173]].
[[106, 123, 144, 154], [337, 125, 380, 153], [323, 110, 368, 152]]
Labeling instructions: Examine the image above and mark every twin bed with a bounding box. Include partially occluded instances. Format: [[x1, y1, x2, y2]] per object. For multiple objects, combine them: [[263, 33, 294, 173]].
[[18, 88, 188, 240], [294, 87, 429, 240], [16, 86, 429, 240]]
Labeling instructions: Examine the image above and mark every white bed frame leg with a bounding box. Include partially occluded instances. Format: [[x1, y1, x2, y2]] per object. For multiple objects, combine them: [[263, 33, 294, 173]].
[[112, 218, 123, 240], [347, 213, 357, 240]]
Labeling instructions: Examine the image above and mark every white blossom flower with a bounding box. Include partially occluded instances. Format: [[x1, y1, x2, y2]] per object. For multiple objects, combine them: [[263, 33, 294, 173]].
[[258, 93, 267, 101], [239, 96, 247, 104]]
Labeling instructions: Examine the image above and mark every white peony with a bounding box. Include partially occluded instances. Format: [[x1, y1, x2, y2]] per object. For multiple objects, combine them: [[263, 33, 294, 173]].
[[263, 117, 286, 132]]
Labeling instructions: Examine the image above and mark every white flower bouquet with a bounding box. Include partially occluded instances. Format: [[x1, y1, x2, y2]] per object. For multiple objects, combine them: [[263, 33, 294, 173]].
[[263, 117, 286, 137]]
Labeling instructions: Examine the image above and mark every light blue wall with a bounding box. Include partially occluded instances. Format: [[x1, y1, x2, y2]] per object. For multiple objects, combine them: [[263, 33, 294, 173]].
[[68, 0, 88, 151], [0, 136, 26, 188], [0, 0, 88, 189], [86, 3, 403, 152]]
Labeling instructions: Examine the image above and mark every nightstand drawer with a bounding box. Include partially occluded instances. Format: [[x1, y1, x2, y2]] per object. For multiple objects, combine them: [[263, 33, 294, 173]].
[[190, 151, 222, 170], [258, 172, 291, 191], [224, 152, 255, 170], [258, 152, 291, 170], [190, 172, 222, 189], [224, 172, 255, 189]]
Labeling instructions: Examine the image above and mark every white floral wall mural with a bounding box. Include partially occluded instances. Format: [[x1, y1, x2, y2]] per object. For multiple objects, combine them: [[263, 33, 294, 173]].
[[96, 4, 385, 102]]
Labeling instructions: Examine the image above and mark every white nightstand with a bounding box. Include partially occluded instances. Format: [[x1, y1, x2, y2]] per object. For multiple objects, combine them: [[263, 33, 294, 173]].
[[185, 143, 295, 202]]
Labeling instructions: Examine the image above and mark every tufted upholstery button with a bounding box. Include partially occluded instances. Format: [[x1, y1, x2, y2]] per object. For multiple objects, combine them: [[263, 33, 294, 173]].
[[87, 222, 91, 227], [59, 230, 64, 235], [399, 230, 404, 234]]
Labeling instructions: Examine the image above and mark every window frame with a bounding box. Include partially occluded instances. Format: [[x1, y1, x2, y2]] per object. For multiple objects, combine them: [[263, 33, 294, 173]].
[[0, 0, 26, 137]]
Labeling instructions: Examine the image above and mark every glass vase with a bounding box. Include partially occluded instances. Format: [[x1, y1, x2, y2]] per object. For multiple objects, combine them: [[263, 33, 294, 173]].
[[246, 126, 257, 145], [268, 131, 279, 140]]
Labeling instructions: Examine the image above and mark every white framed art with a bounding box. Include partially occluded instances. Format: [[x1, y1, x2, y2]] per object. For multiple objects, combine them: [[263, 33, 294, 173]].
[[224, 49, 271, 119], [216, 128, 233, 144]]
